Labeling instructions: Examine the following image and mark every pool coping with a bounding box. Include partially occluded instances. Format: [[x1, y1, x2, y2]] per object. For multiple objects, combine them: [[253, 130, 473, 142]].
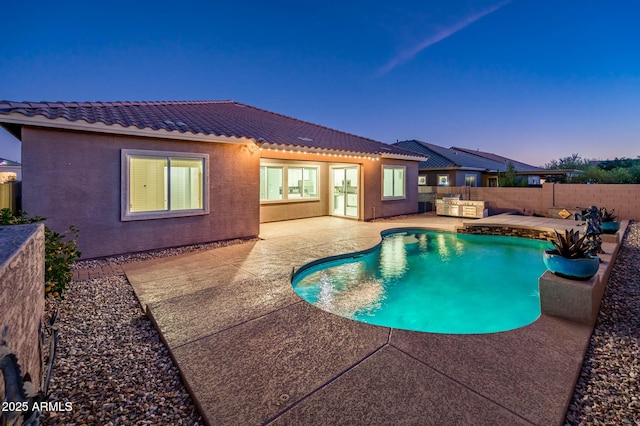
[[122, 214, 626, 425]]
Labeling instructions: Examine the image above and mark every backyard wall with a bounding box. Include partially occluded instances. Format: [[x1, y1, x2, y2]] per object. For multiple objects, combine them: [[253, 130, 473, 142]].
[[438, 184, 640, 220], [0, 223, 45, 402], [21, 127, 261, 259]]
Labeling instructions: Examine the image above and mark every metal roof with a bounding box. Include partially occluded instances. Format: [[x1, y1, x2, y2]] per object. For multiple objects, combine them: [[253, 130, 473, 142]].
[[394, 140, 544, 172]]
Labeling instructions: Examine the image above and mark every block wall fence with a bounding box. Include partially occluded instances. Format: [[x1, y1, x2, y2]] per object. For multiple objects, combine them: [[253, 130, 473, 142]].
[[437, 183, 640, 221], [0, 223, 45, 403]]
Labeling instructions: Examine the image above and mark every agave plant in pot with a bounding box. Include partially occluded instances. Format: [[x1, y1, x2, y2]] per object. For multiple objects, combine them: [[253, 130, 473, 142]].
[[599, 207, 620, 234], [543, 229, 599, 280]]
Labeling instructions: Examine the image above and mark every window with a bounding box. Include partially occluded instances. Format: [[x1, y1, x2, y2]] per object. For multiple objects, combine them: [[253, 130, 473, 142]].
[[437, 175, 449, 186], [121, 149, 208, 221], [382, 166, 405, 199], [465, 174, 477, 187], [287, 167, 318, 198], [260, 166, 283, 200], [418, 175, 427, 186], [261, 164, 319, 202]]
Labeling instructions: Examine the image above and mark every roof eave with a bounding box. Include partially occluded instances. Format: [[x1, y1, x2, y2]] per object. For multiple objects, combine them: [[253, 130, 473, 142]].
[[419, 166, 488, 171], [261, 142, 427, 162], [260, 142, 382, 160], [0, 113, 251, 145], [514, 170, 545, 175], [380, 152, 428, 162]]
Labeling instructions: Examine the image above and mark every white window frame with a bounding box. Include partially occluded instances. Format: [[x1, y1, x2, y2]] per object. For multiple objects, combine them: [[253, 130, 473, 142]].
[[287, 166, 319, 199], [121, 149, 209, 221], [437, 174, 449, 186], [381, 165, 406, 200], [260, 166, 284, 201], [260, 162, 320, 203]]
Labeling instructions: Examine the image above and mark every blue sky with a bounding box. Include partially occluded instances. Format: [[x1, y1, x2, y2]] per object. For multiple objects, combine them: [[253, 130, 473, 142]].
[[1, 0, 638, 166]]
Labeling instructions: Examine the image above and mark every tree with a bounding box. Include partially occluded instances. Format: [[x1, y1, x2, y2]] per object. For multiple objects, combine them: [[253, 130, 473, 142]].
[[498, 162, 528, 187], [544, 154, 640, 184], [544, 153, 589, 170]]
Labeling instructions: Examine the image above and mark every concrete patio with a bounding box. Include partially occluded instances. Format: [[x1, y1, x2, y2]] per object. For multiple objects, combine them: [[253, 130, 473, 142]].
[[122, 214, 611, 425]]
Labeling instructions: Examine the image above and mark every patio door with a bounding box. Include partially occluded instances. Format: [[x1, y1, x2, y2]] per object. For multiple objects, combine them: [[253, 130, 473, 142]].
[[332, 167, 359, 218]]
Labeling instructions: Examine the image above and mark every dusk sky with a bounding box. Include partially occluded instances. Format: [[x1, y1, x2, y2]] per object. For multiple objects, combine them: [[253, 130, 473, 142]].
[[1, 0, 638, 166]]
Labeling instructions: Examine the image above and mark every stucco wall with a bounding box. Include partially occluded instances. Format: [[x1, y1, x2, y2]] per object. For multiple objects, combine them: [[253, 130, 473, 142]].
[[438, 184, 640, 220], [22, 127, 260, 258], [363, 159, 419, 220], [260, 151, 420, 222], [259, 159, 330, 222], [423, 170, 454, 187], [454, 170, 482, 187], [0, 223, 45, 402]]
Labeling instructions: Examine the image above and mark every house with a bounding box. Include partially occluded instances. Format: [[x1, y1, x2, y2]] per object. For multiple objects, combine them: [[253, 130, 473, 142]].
[[393, 140, 546, 187], [0, 158, 21, 183], [0, 100, 426, 258]]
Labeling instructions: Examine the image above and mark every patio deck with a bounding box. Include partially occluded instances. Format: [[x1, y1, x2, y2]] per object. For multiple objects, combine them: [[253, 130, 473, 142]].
[[122, 213, 613, 425]]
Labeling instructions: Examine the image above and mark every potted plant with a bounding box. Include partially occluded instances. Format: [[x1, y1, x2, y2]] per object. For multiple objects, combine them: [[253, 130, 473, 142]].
[[599, 207, 620, 234], [543, 229, 599, 280]]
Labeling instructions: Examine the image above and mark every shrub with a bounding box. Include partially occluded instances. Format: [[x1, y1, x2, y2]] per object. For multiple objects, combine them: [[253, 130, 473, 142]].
[[599, 207, 617, 222], [549, 229, 591, 259], [0, 208, 80, 298]]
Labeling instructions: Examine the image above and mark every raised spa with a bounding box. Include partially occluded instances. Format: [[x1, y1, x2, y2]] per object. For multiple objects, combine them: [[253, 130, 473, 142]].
[[291, 229, 550, 334]]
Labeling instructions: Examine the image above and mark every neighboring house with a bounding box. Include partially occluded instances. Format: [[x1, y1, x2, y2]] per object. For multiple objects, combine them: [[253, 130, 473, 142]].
[[0, 100, 426, 258], [393, 140, 546, 187], [0, 157, 21, 182]]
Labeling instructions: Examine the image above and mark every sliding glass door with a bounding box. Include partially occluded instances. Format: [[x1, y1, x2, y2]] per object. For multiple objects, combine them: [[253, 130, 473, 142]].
[[332, 167, 359, 218]]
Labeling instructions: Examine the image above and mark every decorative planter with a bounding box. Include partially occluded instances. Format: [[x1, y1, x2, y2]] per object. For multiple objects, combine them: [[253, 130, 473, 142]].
[[601, 221, 620, 234], [543, 250, 599, 281]]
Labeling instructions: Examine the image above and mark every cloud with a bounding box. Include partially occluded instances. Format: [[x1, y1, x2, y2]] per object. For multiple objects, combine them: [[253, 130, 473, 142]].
[[378, 0, 511, 76]]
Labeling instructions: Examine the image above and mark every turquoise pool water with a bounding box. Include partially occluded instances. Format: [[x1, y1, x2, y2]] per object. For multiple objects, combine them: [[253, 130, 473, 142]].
[[292, 229, 551, 334]]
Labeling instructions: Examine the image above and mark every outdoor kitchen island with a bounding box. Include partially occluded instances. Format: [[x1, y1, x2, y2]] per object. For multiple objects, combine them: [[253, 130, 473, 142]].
[[435, 194, 487, 219]]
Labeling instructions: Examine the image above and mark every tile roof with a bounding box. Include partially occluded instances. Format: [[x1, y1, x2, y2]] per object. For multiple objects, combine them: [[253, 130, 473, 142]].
[[394, 140, 544, 172], [0, 100, 425, 159]]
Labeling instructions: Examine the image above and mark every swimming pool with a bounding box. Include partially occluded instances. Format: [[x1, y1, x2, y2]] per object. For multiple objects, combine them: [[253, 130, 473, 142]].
[[292, 229, 551, 334]]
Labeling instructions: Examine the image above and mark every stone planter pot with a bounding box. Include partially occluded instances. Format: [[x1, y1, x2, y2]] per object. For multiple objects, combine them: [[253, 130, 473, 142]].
[[601, 221, 620, 234], [543, 250, 599, 281]]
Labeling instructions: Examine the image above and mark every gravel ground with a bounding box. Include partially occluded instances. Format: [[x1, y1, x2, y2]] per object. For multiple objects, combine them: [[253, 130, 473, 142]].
[[43, 239, 257, 425], [565, 221, 640, 425], [41, 225, 638, 425], [43, 275, 204, 425]]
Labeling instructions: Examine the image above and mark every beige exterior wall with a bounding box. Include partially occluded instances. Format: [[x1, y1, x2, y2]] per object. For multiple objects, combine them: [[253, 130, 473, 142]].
[[437, 183, 640, 220], [259, 158, 331, 222], [260, 150, 419, 222], [22, 127, 261, 259], [20, 128, 420, 257], [363, 158, 420, 220]]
